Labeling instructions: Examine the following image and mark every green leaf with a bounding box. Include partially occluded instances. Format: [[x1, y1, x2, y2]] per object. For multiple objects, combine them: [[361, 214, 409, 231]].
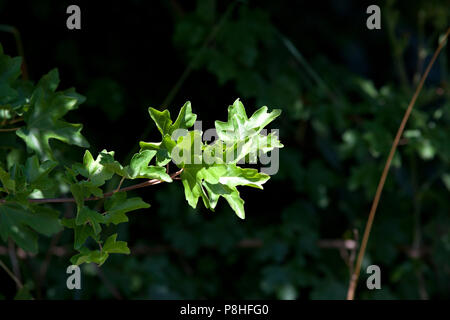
[[73, 224, 97, 249], [148, 108, 173, 136], [0, 203, 61, 250], [26, 204, 62, 236], [214, 99, 283, 163], [220, 99, 283, 163], [203, 182, 245, 219], [180, 165, 210, 209], [70, 234, 130, 266], [129, 150, 157, 176], [75, 206, 105, 235], [0, 165, 15, 193], [62, 218, 98, 249], [23, 156, 58, 194], [70, 183, 86, 208], [70, 247, 109, 266], [139, 134, 176, 166], [0, 203, 37, 253], [97, 152, 129, 178], [101, 150, 172, 182], [0, 202, 60, 253], [77, 180, 103, 198], [104, 192, 150, 225], [73, 150, 115, 187], [68, 151, 114, 210], [140, 102, 197, 166], [103, 234, 130, 254], [0, 45, 22, 107], [171, 101, 197, 132], [16, 69, 89, 160], [148, 101, 197, 137], [180, 164, 268, 218], [24, 156, 57, 185], [128, 150, 172, 181], [8, 164, 26, 196], [215, 99, 281, 142], [171, 130, 204, 168], [171, 131, 212, 208], [204, 164, 270, 189]]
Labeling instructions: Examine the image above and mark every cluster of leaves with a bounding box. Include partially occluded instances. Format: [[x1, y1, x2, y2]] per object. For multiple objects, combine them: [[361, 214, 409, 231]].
[[0, 43, 283, 268], [0, 43, 87, 254], [0, 156, 61, 253], [140, 100, 282, 218]]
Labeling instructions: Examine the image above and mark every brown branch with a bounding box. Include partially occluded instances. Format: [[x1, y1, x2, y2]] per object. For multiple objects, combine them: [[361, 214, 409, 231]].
[[236, 238, 264, 248], [348, 229, 359, 277], [346, 27, 450, 300], [37, 231, 63, 290], [8, 239, 22, 287], [0, 237, 267, 260], [317, 239, 357, 250], [0, 117, 23, 128], [0, 127, 21, 132], [0, 169, 183, 205], [317, 235, 359, 276], [8, 117, 24, 125]]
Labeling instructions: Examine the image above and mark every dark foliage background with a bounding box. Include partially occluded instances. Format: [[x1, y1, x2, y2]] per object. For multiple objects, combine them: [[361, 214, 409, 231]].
[[0, 0, 449, 299]]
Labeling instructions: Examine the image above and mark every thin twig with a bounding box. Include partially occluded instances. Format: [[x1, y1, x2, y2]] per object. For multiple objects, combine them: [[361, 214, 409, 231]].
[[278, 32, 340, 102], [8, 239, 22, 287], [385, 3, 410, 92], [348, 229, 359, 277], [8, 117, 24, 125], [95, 265, 123, 300], [35, 231, 63, 299], [0, 238, 267, 259], [0, 258, 23, 289], [124, 1, 239, 164], [346, 27, 450, 300], [38, 232, 63, 283], [161, 1, 239, 108], [0, 169, 183, 205], [0, 127, 21, 132]]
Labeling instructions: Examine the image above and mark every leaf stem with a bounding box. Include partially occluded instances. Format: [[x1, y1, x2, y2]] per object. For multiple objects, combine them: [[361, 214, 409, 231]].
[[114, 176, 126, 193], [8, 117, 24, 125], [346, 27, 450, 300]]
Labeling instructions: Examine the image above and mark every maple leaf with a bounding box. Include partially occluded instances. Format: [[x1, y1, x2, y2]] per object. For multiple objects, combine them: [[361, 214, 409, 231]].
[[16, 69, 89, 160]]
